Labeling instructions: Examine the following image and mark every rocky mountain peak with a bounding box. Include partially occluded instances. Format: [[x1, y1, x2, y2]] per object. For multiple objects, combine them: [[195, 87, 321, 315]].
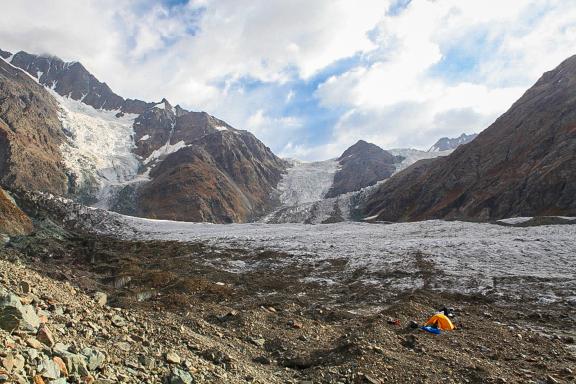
[[325, 140, 399, 198], [427, 133, 477, 152]]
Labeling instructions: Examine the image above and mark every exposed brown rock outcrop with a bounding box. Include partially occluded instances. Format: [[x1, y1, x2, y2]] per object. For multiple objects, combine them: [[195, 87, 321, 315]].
[[137, 127, 287, 223], [325, 140, 398, 198], [364, 55, 576, 221], [0, 188, 32, 235]]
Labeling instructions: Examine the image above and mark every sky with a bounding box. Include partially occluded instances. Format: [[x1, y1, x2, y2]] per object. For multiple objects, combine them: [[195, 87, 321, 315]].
[[1, 0, 575, 160]]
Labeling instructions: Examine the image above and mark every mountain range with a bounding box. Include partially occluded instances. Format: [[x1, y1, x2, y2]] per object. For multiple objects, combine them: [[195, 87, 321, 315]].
[[0, 49, 286, 223], [1, 48, 574, 223]]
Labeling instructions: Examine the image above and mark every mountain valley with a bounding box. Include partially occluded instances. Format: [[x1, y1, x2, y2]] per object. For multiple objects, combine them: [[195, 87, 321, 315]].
[[0, 42, 575, 384]]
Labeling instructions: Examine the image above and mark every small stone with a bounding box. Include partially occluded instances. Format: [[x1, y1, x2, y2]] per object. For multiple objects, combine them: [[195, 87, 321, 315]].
[[363, 374, 381, 384], [116, 342, 131, 352], [253, 356, 271, 365], [111, 315, 126, 327], [249, 337, 266, 347], [93, 292, 107, 306], [32, 375, 45, 384], [288, 320, 303, 329], [53, 357, 68, 377], [138, 355, 155, 370], [166, 352, 181, 364], [37, 325, 55, 347], [26, 348, 39, 361], [39, 358, 60, 379], [403, 335, 418, 349], [19, 282, 31, 295], [53, 343, 69, 354], [26, 337, 44, 350], [12, 355, 24, 373], [49, 379, 67, 384], [546, 375, 559, 384], [60, 353, 90, 377]]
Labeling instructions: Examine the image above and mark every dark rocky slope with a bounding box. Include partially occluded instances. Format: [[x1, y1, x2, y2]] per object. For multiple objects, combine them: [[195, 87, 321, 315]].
[[0, 59, 68, 195], [364, 55, 576, 221], [325, 140, 399, 198]]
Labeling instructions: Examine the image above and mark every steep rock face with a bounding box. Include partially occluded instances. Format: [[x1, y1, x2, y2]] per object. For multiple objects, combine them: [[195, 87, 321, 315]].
[[325, 140, 398, 198], [364, 55, 576, 221], [0, 59, 68, 195], [428, 133, 477, 152], [137, 124, 287, 223], [6, 49, 154, 114], [0, 188, 32, 235]]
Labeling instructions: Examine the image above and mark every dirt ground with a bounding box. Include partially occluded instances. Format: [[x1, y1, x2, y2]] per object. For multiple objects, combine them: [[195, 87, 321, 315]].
[[1, 219, 574, 383]]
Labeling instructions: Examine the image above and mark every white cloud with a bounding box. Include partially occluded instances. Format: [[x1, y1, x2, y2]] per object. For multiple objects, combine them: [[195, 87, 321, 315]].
[[1, 0, 575, 160], [246, 109, 304, 153], [314, 0, 576, 152]]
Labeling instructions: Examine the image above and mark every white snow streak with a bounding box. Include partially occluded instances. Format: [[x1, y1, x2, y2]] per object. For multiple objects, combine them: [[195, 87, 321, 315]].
[[277, 159, 339, 206], [389, 148, 452, 173], [144, 139, 189, 165]]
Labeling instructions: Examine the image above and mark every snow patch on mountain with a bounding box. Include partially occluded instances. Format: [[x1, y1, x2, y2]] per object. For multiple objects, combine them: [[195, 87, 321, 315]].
[[428, 133, 477, 152], [389, 148, 452, 173], [277, 159, 339, 206], [144, 139, 189, 165], [54, 91, 143, 208]]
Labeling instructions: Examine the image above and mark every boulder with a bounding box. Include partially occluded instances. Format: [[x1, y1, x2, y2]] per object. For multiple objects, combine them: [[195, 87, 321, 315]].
[[168, 368, 194, 384], [81, 348, 106, 371], [0, 288, 40, 332]]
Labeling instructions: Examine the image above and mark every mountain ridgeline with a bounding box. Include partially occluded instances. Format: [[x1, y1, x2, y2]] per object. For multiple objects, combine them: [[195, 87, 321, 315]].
[[427, 133, 477, 152], [363, 55, 576, 221], [1, 47, 575, 223], [0, 49, 287, 223]]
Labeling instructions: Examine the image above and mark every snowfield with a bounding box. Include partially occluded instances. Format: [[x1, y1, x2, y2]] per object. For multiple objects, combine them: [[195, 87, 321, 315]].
[[276, 159, 339, 206], [54, 91, 144, 208], [91, 212, 576, 306]]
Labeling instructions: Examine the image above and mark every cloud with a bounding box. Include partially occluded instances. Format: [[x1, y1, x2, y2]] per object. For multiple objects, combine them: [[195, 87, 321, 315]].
[[314, 0, 576, 152], [1, 0, 575, 160]]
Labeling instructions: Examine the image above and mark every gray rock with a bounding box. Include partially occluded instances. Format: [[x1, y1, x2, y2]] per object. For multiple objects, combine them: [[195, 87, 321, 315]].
[[49, 379, 67, 384], [94, 292, 107, 306], [38, 357, 61, 379], [169, 368, 194, 384], [111, 315, 127, 327], [166, 352, 181, 364], [59, 352, 89, 377], [0, 288, 40, 332], [82, 347, 106, 370]]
